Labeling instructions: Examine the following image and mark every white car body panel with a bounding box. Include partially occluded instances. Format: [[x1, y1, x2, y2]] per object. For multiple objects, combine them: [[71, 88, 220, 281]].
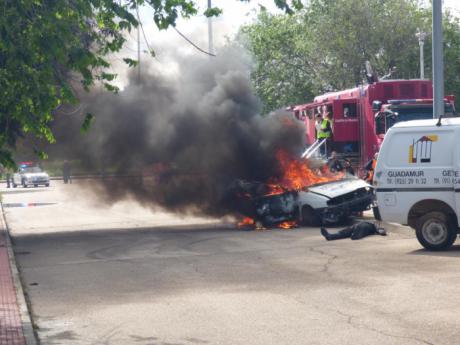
[[13, 169, 50, 186], [297, 190, 329, 209]]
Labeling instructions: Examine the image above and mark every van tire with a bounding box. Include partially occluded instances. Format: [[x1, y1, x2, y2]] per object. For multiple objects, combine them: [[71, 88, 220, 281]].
[[415, 211, 457, 251], [301, 206, 321, 227]]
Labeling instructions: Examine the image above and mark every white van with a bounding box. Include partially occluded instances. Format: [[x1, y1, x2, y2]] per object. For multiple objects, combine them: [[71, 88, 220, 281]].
[[374, 117, 460, 250]]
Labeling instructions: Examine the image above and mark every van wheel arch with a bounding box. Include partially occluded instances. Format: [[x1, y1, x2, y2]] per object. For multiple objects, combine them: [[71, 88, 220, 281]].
[[408, 199, 458, 230]]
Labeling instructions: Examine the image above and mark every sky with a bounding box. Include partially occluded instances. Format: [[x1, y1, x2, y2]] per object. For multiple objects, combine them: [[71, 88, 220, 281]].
[[130, 1, 282, 58], [111, 0, 460, 85], [130, 0, 460, 55]]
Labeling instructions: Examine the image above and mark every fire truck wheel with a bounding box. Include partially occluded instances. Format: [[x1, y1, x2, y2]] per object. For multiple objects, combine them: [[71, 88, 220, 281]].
[[301, 206, 321, 227], [415, 211, 457, 251]]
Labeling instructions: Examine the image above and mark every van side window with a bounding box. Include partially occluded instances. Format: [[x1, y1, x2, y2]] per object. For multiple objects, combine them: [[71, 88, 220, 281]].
[[343, 103, 357, 118]]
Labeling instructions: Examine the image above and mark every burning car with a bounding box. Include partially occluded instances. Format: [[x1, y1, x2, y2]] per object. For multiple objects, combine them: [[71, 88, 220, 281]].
[[225, 151, 374, 228], [229, 178, 373, 227]]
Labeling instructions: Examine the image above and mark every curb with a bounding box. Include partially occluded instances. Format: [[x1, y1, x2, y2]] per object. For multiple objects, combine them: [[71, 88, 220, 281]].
[[0, 203, 38, 345]]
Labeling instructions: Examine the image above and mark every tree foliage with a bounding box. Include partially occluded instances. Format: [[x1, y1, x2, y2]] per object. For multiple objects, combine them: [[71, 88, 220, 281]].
[[0, 0, 303, 168], [241, 0, 460, 112]]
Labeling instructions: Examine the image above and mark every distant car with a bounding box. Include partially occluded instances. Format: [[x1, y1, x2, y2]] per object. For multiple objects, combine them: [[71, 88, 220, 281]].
[[228, 178, 374, 226], [13, 166, 50, 188]]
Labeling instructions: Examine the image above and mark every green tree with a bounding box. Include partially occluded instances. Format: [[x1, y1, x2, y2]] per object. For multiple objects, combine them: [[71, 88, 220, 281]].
[[0, 0, 303, 168], [239, 11, 317, 113], [241, 0, 460, 112]]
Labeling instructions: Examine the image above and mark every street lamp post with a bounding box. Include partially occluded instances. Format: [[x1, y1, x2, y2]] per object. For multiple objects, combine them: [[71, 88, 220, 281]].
[[416, 29, 427, 79], [432, 0, 444, 119]]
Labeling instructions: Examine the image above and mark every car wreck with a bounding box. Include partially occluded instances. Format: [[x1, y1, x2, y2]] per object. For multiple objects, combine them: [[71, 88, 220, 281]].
[[228, 178, 374, 227]]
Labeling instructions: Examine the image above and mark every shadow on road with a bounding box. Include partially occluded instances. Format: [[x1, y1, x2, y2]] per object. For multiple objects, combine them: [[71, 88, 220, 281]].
[[408, 244, 460, 257]]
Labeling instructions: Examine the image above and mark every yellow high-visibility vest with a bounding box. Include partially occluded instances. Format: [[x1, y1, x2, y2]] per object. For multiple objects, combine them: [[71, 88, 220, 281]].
[[317, 119, 331, 139]]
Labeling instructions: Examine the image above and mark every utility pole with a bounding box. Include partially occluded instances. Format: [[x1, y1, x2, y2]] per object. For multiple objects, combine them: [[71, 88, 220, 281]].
[[432, 0, 444, 119], [207, 0, 214, 55], [416, 29, 427, 79], [136, 2, 141, 84]]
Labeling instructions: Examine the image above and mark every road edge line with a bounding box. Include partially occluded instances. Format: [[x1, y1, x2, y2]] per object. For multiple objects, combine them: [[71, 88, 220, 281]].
[[0, 202, 38, 345]]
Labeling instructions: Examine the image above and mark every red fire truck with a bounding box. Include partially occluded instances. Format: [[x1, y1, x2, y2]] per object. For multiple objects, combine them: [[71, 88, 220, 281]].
[[292, 79, 456, 168]]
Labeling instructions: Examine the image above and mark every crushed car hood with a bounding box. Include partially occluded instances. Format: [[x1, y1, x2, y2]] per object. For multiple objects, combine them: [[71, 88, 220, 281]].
[[307, 178, 371, 199]]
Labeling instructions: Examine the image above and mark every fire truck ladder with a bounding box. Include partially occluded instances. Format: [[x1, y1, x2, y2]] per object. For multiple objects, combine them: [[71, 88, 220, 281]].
[[301, 138, 327, 159]]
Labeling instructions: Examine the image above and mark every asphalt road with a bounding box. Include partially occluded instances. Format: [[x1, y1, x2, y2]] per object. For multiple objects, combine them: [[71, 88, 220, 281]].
[[2, 181, 460, 345]]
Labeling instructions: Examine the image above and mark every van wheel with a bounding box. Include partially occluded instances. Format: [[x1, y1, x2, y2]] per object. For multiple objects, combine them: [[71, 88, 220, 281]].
[[301, 206, 321, 227], [415, 211, 457, 251]]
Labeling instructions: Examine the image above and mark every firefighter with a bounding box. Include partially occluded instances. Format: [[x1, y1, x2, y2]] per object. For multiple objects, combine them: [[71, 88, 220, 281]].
[[315, 113, 332, 156], [63, 160, 72, 184], [343, 158, 355, 176], [327, 151, 343, 173], [365, 152, 378, 184]]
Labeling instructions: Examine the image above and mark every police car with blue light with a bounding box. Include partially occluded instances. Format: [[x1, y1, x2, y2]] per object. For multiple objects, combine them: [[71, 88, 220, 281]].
[[12, 162, 50, 188]]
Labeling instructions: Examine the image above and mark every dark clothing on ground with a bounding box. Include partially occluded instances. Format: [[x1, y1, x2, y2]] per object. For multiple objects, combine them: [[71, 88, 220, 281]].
[[320, 221, 386, 241]]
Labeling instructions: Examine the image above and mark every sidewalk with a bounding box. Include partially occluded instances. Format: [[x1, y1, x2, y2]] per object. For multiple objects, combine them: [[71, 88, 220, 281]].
[[0, 205, 36, 345]]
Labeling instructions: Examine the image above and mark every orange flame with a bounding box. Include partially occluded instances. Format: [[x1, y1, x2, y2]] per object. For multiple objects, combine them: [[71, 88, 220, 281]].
[[236, 150, 343, 230], [264, 183, 286, 196], [278, 220, 297, 229], [270, 150, 343, 191], [238, 217, 255, 228]]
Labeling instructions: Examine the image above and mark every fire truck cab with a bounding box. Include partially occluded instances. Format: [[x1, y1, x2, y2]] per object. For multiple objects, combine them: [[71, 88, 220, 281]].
[[292, 80, 457, 169], [373, 97, 456, 135]]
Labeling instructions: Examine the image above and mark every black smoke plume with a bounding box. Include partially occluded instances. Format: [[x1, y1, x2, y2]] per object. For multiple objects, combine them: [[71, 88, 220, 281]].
[[33, 47, 305, 216]]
